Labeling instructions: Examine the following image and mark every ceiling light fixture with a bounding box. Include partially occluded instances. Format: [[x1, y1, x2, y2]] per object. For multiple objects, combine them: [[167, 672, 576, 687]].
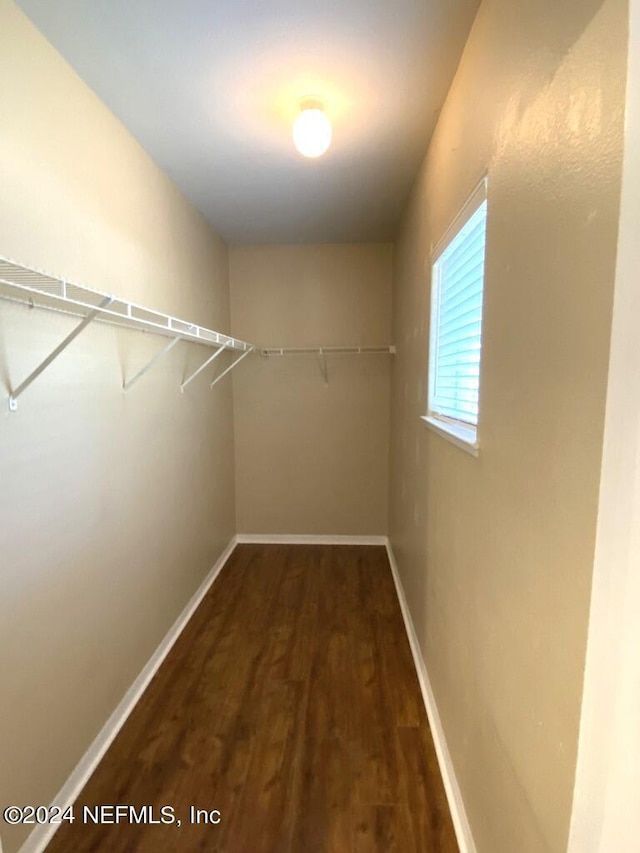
[[293, 98, 332, 158]]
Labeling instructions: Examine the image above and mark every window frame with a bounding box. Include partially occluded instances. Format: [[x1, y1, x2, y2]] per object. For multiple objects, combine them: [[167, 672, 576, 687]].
[[422, 177, 488, 457]]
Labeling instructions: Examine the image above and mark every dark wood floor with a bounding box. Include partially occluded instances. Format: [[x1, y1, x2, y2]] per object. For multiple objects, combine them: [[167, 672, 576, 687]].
[[47, 544, 458, 852]]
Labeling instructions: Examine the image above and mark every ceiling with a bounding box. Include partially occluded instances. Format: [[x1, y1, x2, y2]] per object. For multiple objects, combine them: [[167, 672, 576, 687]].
[[16, 0, 480, 244]]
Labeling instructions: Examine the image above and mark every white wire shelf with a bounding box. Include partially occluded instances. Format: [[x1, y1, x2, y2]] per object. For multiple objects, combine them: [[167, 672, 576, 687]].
[[0, 257, 251, 352], [0, 257, 395, 407], [261, 344, 395, 384], [0, 256, 255, 410], [261, 345, 396, 356]]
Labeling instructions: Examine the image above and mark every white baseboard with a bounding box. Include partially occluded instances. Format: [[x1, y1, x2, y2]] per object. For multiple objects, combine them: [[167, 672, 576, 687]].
[[19, 536, 238, 853], [236, 533, 388, 545], [385, 540, 477, 853]]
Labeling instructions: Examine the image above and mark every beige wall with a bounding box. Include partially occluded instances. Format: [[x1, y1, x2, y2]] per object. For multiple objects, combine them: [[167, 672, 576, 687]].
[[230, 244, 392, 536], [569, 0, 640, 845], [0, 4, 236, 851], [389, 0, 627, 851]]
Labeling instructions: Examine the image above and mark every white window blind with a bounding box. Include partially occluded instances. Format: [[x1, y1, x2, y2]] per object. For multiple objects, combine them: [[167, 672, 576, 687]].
[[429, 182, 487, 434]]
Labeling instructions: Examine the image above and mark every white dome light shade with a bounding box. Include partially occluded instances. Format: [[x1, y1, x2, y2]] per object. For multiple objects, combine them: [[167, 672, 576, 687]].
[[293, 106, 332, 158]]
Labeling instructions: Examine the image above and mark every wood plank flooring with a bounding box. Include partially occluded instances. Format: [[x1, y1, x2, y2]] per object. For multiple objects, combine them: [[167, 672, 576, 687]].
[[46, 544, 458, 852]]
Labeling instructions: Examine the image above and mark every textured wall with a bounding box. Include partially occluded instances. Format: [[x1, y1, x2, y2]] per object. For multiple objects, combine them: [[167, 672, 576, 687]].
[[0, 4, 235, 851], [231, 243, 392, 536], [568, 0, 640, 846], [389, 0, 627, 850]]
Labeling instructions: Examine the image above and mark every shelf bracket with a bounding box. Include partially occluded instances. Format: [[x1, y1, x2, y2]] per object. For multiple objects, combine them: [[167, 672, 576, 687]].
[[317, 348, 329, 385], [8, 296, 113, 411], [123, 336, 182, 391], [180, 343, 229, 392], [210, 348, 253, 389]]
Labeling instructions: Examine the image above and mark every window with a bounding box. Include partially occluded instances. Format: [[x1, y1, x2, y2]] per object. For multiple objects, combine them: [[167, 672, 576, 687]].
[[424, 179, 488, 455]]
